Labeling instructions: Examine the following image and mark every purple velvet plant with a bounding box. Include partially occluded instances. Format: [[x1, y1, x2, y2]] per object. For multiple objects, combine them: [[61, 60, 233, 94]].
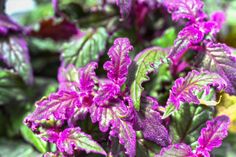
[[23, 0, 233, 156]]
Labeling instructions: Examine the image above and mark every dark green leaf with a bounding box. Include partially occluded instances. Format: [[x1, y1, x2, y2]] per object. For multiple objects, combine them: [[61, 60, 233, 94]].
[[0, 70, 27, 105], [147, 63, 172, 104], [169, 104, 213, 146]]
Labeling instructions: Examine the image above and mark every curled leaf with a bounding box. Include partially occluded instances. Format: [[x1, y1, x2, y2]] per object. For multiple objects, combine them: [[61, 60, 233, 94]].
[[155, 143, 194, 157], [196, 115, 230, 157], [130, 47, 168, 110], [25, 90, 79, 132], [163, 0, 206, 22], [169, 24, 204, 59], [167, 70, 226, 109], [196, 42, 236, 95], [56, 127, 106, 156]]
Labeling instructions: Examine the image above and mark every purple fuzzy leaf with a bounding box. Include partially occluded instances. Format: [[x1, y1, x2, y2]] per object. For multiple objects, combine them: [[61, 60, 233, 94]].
[[137, 0, 159, 9], [167, 70, 226, 109], [25, 90, 79, 131], [155, 143, 195, 157], [0, 14, 22, 35], [90, 100, 136, 157], [170, 24, 204, 59], [196, 115, 230, 156], [116, 0, 133, 19], [163, 0, 206, 22], [104, 37, 133, 86], [198, 21, 218, 35], [137, 108, 170, 146], [56, 127, 106, 156], [196, 42, 236, 95]]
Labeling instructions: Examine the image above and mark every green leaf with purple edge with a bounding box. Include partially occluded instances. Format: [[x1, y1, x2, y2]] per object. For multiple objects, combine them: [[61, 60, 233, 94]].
[[90, 101, 136, 157], [162, 103, 176, 119], [61, 27, 108, 68], [0, 36, 33, 84], [196, 115, 230, 157], [56, 127, 106, 156], [196, 42, 236, 95], [169, 103, 213, 146], [155, 143, 195, 157], [130, 47, 169, 111], [166, 70, 226, 111], [24, 90, 79, 132]]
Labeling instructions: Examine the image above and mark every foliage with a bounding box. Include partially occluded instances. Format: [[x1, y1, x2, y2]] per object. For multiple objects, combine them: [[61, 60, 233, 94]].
[[0, 0, 236, 156]]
